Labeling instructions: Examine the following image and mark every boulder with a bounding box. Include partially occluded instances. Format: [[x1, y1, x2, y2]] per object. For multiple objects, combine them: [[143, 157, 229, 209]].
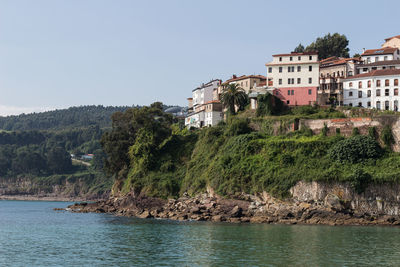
[[138, 210, 153, 219], [230, 206, 243, 218], [324, 194, 344, 211]]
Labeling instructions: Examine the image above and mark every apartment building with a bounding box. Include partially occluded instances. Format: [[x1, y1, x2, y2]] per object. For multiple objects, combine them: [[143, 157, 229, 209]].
[[318, 57, 360, 105], [361, 47, 400, 65], [265, 52, 319, 106], [343, 69, 400, 111], [213, 74, 266, 101], [185, 79, 223, 128]]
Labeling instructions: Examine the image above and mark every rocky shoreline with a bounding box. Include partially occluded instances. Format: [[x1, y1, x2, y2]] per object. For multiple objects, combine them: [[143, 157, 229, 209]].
[[66, 190, 400, 226]]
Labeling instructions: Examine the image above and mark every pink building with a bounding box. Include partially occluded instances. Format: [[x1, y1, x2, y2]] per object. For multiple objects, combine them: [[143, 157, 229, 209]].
[[265, 52, 320, 106]]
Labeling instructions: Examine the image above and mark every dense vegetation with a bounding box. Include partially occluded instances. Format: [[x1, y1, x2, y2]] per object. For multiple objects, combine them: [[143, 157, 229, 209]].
[[103, 102, 400, 199]]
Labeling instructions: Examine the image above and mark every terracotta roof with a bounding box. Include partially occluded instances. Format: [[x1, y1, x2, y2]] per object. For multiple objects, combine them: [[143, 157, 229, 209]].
[[356, 59, 400, 67], [344, 69, 400, 80], [385, 35, 400, 41], [204, 100, 221, 104], [223, 75, 266, 84], [320, 57, 361, 67], [361, 47, 398, 56], [272, 51, 318, 57]]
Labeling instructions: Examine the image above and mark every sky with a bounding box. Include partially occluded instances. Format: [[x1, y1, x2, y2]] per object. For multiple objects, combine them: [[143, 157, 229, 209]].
[[0, 0, 399, 116]]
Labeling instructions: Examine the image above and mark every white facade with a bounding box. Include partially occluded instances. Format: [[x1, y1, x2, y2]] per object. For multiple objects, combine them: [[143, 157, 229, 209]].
[[357, 61, 400, 74], [361, 48, 400, 64], [204, 111, 223, 127], [266, 53, 320, 88], [185, 111, 205, 128], [192, 80, 220, 108], [343, 71, 400, 111]]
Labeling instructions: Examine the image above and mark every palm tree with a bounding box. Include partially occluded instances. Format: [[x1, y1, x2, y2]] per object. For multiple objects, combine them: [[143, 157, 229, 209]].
[[221, 83, 248, 115]]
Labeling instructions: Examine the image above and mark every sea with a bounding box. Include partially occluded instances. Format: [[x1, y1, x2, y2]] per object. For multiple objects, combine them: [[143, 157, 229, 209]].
[[1, 200, 400, 266]]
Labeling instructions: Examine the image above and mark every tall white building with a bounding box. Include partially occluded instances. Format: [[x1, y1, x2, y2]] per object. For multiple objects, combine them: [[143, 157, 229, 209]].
[[343, 69, 400, 111], [185, 79, 223, 128]]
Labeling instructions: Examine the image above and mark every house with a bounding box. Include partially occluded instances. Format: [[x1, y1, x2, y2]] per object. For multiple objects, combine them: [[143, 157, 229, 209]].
[[361, 47, 400, 65], [318, 57, 361, 105], [356, 59, 400, 75], [382, 35, 400, 49], [185, 79, 223, 128], [213, 74, 266, 100], [265, 51, 319, 106], [343, 69, 400, 111]]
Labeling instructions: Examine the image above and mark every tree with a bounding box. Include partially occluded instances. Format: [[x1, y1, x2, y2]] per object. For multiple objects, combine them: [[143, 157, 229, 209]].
[[305, 33, 350, 60], [47, 146, 72, 174], [353, 53, 361, 58], [220, 83, 248, 115], [293, 43, 305, 53]]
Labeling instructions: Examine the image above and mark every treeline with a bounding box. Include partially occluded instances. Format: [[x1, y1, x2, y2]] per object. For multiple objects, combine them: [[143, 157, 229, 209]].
[[0, 105, 133, 131], [0, 126, 105, 177]]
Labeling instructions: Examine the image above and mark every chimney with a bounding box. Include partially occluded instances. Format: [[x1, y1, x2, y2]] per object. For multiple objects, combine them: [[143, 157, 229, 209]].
[[232, 74, 237, 79], [362, 48, 366, 54]]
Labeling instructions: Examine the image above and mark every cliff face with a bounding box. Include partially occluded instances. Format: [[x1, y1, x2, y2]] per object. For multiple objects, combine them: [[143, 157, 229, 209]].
[[291, 181, 400, 216], [0, 177, 110, 201]]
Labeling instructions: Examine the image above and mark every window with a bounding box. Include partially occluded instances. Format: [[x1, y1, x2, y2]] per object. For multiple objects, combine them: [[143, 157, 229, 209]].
[[288, 78, 291, 84], [368, 80, 371, 88], [349, 82, 353, 87], [279, 57, 282, 62], [363, 68, 368, 72], [292, 78, 294, 84], [395, 79, 399, 86], [290, 56, 293, 61], [372, 67, 377, 70], [376, 89, 381, 96], [384, 56, 388, 61], [309, 55, 312, 60], [348, 71, 353, 76], [297, 78, 301, 84], [291, 90, 294, 95], [245, 81, 248, 87], [288, 66, 291, 72], [377, 80, 381, 87], [309, 66, 312, 71], [268, 67, 272, 73], [279, 67, 282, 73], [375, 57, 379, 62], [308, 89, 312, 95], [367, 101, 371, 107], [358, 102, 362, 107], [367, 90, 371, 97], [358, 91, 362, 98], [288, 90, 291, 95], [279, 79, 282, 85], [298, 56, 301, 61], [297, 66, 301, 72], [376, 101, 381, 110], [349, 91, 353, 97], [308, 77, 312, 84], [395, 88, 399, 96], [385, 101, 390, 110], [291, 66, 295, 72], [385, 79, 389, 86], [385, 89, 389, 96], [349, 103, 353, 107], [358, 81, 362, 88], [287, 100, 290, 104]]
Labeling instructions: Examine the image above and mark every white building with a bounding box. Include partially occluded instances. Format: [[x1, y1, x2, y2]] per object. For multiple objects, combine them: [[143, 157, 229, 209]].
[[185, 80, 223, 128], [265, 51, 320, 106], [343, 69, 400, 111], [356, 59, 400, 75], [361, 47, 400, 65]]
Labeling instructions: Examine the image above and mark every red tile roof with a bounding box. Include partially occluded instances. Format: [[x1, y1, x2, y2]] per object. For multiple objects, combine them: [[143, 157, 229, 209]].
[[272, 51, 318, 57], [344, 69, 400, 80], [320, 57, 361, 67], [357, 59, 400, 67], [361, 47, 398, 56], [204, 100, 221, 104], [385, 35, 400, 41]]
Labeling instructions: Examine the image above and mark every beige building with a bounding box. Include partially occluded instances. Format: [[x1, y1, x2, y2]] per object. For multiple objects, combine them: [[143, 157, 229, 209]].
[[382, 35, 400, 49], [214, 74, 266, 100], [318, 57, 361, 105]]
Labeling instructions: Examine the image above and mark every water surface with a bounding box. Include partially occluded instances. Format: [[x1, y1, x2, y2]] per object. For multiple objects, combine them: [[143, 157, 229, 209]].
[[0, 200, 399, 266]]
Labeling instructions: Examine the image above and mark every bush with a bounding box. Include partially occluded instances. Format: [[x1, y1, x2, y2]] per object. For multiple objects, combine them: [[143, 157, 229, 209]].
[[368, 126, 377, 140], [347, 167, 371, 194], [336, 128, 341, 135], [256, 93, 287, 117], [321, 123, 329, 136], [381, 125, 394, 148], [225, 118, 252, 136], [352, 127, 360, 136], [328, 135, 382, 163]]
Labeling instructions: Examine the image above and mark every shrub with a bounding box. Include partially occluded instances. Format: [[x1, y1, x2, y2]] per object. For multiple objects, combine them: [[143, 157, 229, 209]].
[[256, 93, 287, 117], [336, 128, 341, 135], [368, 126, 377, 140], [347, 167, 371, 194], [321, 123, 329, 136], [225, 118, 252, 136], [381, 125, 395, 148], [328, 135, 382, 163], [352, 127, 360, 136]]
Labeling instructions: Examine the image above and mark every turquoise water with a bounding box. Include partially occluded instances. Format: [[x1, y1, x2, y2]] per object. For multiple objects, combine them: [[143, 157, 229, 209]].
[[1, 201, 400, 266]]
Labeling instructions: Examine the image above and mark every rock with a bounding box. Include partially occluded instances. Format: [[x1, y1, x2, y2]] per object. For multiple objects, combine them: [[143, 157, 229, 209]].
[[138, 210, 153, 219], [230, 206, 243, 218], [211, 215, 226, 222], [324, 194, 344, 211], [190, 207, 201, 214]]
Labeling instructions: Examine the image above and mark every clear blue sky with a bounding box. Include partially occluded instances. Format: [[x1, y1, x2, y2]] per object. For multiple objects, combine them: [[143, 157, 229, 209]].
[[0, 0, 399, 115]]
